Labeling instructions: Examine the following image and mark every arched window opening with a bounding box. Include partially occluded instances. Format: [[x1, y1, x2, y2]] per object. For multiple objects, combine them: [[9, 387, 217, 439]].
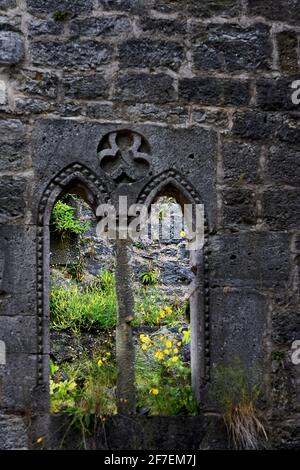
[[49, 190, 118, 423], [132, 190, 200, 416]]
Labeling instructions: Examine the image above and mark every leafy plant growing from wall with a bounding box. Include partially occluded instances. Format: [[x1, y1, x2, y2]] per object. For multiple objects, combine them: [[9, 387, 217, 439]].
[[212, 358, 268, 450], [51, 197, 90, 239]]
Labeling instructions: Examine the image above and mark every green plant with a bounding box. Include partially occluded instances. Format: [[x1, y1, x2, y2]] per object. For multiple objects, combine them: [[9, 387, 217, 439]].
[[50, 270, 117, 333], [271, 350, 286, 362], [66, 259, 85, 282], [139, 270, 160, 286], [53, 11, 70, 21], [212, 358, 267, 450], [51, 198, 90, 239], [50, 352, 117, 447], [133, 286, 184, 327], [135, 333, 197, 416]]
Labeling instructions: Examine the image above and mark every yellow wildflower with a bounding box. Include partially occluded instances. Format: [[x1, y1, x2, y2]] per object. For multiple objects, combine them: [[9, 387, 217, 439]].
[[164, 349, 171, 355], [165, 340, 172, 349], [159, 310, 166, 318], [177, 341, 182, 347], [141, 344, 148, 351], [165, 306, 172, 315], [97, 359, 104, 367], [180, 230, 186, 238], [173, 348, 179, 354], [171, 356, 179, 362], [155, 351, 164, 360], [149, 388, 159, 395], [160, 336, 164, 341], [36, 437, 43, 444], [141, 335, 151, 344]]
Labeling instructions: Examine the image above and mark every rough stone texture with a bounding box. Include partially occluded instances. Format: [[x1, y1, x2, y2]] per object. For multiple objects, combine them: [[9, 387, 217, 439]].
[[27, 0, 94, 15], [262, 190, 300, 230], [249, 0, 300, 26], [0, 0, 17, 9], [49, 414, 229, 450], [0, 31, 24, 64], [0, 0, 298, 451], [119, 39, 184, 71], [62, 74, 109, 100], [0, 178, 28, 222], [265, 143, 300, 186], [193, 24, 272, 72], [256, 78, 299, 111], [231, 110, 281, 140], [209, 232, 290, 289], [116, 73, 175, 103], [70, 16, 132, 37], [30, 41, 113, 69], [222, 140, 261, 184], [0, 414, 28, 450], [179, 77, 250, 106], [210, 288, 268, 373], [277, 32, 299, 75], [0, 120, 29, 171], [222, 188, 257, 228]]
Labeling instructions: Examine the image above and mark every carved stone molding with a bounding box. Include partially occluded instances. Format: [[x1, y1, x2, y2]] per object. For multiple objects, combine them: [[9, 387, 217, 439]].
[[98, 129, 151, 184], [36, 163, 110, 385], [137, 169, 211, 383]]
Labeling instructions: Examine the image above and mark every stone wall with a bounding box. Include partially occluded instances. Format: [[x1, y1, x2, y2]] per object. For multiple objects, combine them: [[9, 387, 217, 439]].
[[0, 0, 299, 449]]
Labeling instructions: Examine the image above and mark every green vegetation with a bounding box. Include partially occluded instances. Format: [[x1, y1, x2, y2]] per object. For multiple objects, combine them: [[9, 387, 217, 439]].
[[51, 197, 90, 238], [212, 358, 267, 449], [139, 269, 160, 286], [136, 332, 197, 415], [53, 11, 70, 21], [66, 259, 85, 282], [133, 286, 184, 327], [50, 271, 117, 333], [50, 352, 117, 445]]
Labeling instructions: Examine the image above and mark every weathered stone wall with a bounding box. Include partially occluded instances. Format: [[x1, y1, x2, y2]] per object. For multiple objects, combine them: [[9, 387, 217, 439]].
[[0, 0, 299, 449]]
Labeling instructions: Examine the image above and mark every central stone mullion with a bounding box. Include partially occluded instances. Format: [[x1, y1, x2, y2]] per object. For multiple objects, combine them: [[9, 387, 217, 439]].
[[115, 236, 136, 415]]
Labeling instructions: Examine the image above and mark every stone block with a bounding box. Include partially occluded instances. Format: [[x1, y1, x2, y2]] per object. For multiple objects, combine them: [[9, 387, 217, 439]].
[[27, 0, 93, 15], [261, 190, 300, 230], [62, 73, 109, 99], [222, 188, 257, 228], [119, 39, 184, 71], [249, 0, 300, 26], [0, 31, 24, 65], [231, 110, 281, 140], [28, 18, 64, 36], [277, 31, 299, 75], [179, 77, 250, 106], [209, 232, 290, 288], [0, 177, 28, 222], [265, 143, 300, 186], [193, 24, 271, 72], [222, 140, 261, 184], [70, 16, 132, 37], [0, 120, 29, 172], [30, 40, 113, 69], [152, 0, 240, 18], [139, 17, 187, 36], [0, 414, 28, 449], [210, 288, 268, 373], [0, 225, 37, 297], [256, 78, 298, 111], [17, 70, 59, 99], [116, 72, 175, 103]]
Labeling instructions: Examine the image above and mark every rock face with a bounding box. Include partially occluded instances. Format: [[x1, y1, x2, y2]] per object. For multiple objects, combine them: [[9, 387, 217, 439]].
[[0, 0, 299, 451]]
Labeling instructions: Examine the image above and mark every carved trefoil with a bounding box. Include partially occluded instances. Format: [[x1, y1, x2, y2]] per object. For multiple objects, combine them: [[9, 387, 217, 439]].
[[98, 130, 151, 184]]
